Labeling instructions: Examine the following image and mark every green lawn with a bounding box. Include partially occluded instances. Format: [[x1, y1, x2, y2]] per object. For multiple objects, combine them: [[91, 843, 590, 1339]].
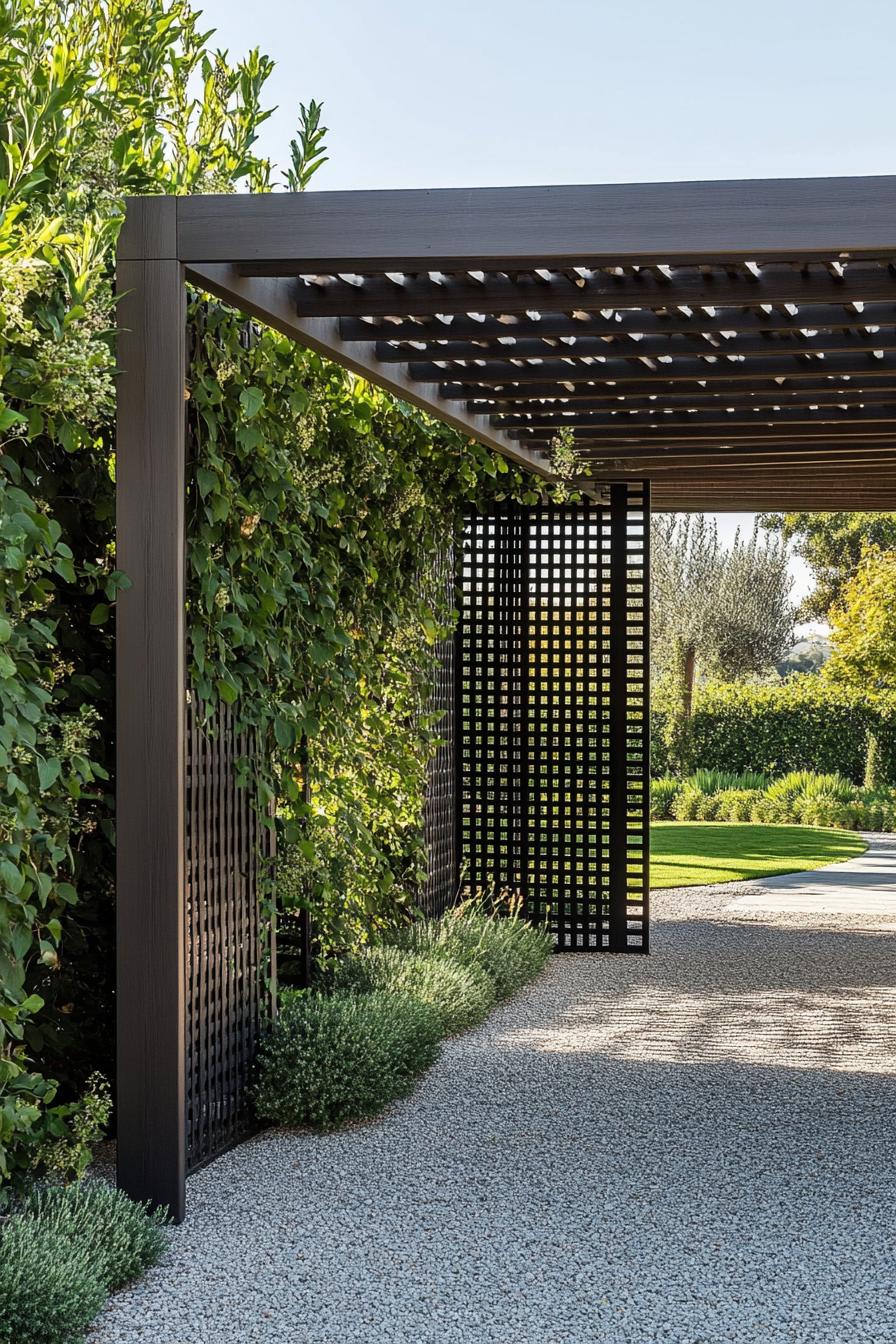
[[649, 822, 867, 890]]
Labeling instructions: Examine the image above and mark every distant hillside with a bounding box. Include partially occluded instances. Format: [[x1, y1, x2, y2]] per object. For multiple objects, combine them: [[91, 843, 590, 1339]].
[[776, 633, 832, 677]]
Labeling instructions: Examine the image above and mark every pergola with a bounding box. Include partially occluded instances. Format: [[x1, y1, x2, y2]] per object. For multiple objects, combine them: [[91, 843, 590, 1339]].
[[116, 174, 896, 1220]]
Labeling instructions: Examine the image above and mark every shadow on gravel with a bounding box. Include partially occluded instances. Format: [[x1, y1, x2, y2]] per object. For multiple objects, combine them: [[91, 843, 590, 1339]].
[[504, 917, 896, 1076]]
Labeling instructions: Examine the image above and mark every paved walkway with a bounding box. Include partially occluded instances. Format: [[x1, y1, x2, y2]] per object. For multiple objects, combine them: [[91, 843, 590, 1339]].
[[93, 837, 896, 1344], [729, 832, 896, 916]]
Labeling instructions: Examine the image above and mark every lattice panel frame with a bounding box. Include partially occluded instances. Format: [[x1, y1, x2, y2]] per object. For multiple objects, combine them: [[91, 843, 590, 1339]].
[[185, 698, 274, 1171], [458, 511, 528, 905], [458, 484, 649, 952]]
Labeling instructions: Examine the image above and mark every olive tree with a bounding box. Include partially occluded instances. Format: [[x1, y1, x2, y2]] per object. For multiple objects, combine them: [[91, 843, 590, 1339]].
[[651, 515, 795, 770]]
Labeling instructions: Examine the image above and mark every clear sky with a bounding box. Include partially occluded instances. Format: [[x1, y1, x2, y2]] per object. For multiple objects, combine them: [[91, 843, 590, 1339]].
[[202, 0, 896, 609]]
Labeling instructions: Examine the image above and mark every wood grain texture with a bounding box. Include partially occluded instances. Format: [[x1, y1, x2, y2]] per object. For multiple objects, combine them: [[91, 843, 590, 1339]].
[[118, 197, 178, 260], [175, 176, 896, 269], [116, 255, 187, 1223]]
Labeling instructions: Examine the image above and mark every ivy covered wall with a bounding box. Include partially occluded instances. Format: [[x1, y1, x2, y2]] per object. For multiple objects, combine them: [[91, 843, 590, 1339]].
[[0, 0, 541, 1196]]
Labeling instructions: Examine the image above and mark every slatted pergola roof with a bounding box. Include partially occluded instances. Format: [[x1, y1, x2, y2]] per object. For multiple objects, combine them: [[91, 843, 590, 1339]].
[[151, 173, 896, 511]]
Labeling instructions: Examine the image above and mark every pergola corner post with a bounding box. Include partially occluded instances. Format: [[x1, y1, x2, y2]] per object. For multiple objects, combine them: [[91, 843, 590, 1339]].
[[116, 197, 187, 1222]]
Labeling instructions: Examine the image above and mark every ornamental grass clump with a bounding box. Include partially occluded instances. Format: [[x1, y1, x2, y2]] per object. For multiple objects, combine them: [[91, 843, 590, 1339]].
[[688, 767, 770, 794], [254, 990, 441, 1129], [329, 945, 495, 1036], [388, 901, 553, 1000], [649, 777, 681, 819]]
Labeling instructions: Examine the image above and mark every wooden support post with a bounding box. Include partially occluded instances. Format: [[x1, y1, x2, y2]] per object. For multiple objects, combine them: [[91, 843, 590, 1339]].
[[116, 198, 187, 1222]]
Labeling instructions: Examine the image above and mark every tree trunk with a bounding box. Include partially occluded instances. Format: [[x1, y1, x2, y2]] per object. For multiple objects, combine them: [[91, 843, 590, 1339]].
[[682, 646, 697, 720]]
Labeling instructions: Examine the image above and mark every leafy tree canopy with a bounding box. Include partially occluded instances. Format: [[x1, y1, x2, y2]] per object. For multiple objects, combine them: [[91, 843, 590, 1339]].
[[761, 511, 896, 620], [826, 546, 896, 693]]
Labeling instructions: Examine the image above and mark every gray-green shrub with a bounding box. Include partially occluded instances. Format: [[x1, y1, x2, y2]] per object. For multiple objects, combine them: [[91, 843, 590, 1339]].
[[254, 990, 441, 1129], [388, 904, 553, 1000], [329, 946, 495, 1036], [21, 1182, 167, 1293], [0, 1217, 105, 1344]]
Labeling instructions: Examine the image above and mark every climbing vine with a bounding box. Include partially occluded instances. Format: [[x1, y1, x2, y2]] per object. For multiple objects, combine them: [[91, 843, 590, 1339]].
[[187, 305, 538, 949]]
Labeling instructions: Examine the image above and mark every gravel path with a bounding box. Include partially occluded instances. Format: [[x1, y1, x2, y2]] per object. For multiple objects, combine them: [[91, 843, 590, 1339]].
[[93, 837, 896, 1344]]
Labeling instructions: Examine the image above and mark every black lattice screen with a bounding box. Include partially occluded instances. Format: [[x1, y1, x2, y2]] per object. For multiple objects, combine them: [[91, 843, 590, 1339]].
[[458, 483, 649, 952], [419, 549, 458, 919], [185, 697, 274, 1171], [421, 636, 457, 919]]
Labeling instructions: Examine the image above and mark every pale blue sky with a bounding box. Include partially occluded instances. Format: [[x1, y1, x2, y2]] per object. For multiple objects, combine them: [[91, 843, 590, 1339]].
[[202, 0, 896, 609]]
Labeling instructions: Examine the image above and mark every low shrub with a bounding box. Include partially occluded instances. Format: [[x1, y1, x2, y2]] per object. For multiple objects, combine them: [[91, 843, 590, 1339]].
[[650, 777, 681, 820], [254, 990, 441, 1129], [671, 783, 704, 822], [20, 1182, 167, 1293], [0, 1217, 105, 1344], [0, 1181, 167, 1344], [328, 945, 495, 1036], [713, 788, 764, 822], [387, 902, 553, 1000]]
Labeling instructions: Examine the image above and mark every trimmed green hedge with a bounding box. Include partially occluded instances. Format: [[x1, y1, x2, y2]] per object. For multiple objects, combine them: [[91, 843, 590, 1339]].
[[652, 676, 896, 784]]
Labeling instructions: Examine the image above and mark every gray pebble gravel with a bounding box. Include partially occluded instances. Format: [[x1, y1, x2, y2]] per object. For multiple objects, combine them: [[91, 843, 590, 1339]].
[[91, 837, 896, 1344]]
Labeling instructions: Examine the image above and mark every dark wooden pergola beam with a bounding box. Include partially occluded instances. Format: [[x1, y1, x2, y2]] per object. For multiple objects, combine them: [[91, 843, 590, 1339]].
[[596, 454, 896, 472], [448, 374, 896, 401], [375, 330, 896, 365], [467, 387, 896, 414], [340, 303, 896, 344], [496, 404, 896, 431], [654, 488, 896, 504], [514, 426, 896, 445], [292, 264, 896, 320], [176, 176, 896, 271], [421, 352, 896, 387]]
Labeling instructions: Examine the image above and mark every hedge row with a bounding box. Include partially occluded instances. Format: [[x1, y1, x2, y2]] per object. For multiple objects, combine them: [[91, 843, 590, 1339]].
[[651, 676, 896, 784]]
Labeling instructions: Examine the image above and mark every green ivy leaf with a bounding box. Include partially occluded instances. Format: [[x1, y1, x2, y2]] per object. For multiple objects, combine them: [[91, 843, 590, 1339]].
[[239, 387, 265, 419]]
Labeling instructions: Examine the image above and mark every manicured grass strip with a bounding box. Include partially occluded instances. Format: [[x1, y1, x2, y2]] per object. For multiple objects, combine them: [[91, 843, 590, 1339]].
[[649, 822, 867, 890]]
